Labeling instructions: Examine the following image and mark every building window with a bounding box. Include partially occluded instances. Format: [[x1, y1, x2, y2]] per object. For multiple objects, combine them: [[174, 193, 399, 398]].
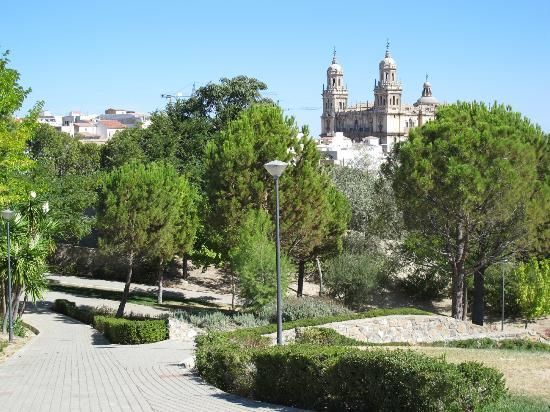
[[332, 78, 336, 86], [392, 73, 395, 81], [338, 78, 341, 86]]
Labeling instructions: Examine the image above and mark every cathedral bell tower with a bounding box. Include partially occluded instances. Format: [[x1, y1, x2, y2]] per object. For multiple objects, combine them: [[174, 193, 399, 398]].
[[321, 49, 348, 137], [373, 41, 403, 114]]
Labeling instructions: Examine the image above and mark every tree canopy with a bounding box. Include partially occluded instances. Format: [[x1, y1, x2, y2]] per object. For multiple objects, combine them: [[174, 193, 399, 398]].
[[384, 101, 549, 321]]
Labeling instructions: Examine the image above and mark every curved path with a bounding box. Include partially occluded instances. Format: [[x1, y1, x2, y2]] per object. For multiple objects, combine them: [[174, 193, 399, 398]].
[[0, 302, 299, 412]]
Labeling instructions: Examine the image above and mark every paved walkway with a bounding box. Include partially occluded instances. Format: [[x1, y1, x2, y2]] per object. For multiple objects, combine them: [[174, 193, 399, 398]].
[[0, 302, 299, 411], [48, 274, 235, 307]]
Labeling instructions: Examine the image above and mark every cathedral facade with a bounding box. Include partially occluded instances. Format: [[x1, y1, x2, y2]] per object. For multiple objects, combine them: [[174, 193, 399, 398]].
[[321, 44, 439, 151]]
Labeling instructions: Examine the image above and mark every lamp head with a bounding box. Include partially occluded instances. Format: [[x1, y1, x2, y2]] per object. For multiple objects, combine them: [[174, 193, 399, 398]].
[[264, 160, 288, 178], [1, 209, 15, 221]]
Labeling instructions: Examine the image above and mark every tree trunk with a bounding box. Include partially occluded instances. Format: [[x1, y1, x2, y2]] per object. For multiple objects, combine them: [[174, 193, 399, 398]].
[[1, 282, 7, 334], [297, 260, 305, 297], [472, 268, 485, 326], [462, 280, 468, 321], [116, 252, 134, 318], [182, 254, 189, 279], [316, 257, 323, 296], [451, 270, 464, 320], [451, 222, 467, 320], [11, 289, 21, 322], [157, 263, 164, 305]]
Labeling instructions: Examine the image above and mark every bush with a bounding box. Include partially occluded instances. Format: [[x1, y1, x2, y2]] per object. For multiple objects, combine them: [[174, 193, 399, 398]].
[[172, 310, 269, 332], [485, 263, 522, 317], [53, 299, 167, 344], [294, 327, 368, 346], [52, 299, 95, 324], [458, 361, 507, 405], [0, 340, 6, 353], [480, 394, 550, 411], [93, 316, 167, 344], [430, 337, 550, 352], [195, 332, 267, 396], [230, 209, 293, 309], [195, 308, 506, 411], [254, 345, 348, 410], [257, 296, 351, 323], [327, 349, 504, 412], [324, 251, 386, 308]]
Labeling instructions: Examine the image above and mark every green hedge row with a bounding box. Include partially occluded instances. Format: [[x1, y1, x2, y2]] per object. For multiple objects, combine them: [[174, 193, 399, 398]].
[[196, 308, 507, 411], [52, 299, 95, 324], [94, 316, 167, 344], [429, 337, 550, 352], [52, 299, 167, 344]]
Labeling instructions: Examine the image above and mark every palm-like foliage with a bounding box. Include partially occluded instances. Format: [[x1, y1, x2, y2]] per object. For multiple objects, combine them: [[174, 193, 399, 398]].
[[1, 194, 56, 327]]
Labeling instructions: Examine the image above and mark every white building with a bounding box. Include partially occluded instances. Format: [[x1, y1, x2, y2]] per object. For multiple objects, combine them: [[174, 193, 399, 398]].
[[321, 43, 439, 153], [317, 132, 386, 171], [95, 120, 126, 142]]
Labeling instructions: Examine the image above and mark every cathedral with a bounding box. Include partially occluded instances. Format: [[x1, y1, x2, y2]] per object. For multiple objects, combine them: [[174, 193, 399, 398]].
[[320, 43, 439, 152]]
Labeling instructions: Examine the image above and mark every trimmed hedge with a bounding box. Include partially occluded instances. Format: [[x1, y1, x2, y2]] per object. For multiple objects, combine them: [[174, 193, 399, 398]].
[[52, 299, 95, 324], [52, 299, 167, 344], [94, 316, 167, 345], [196, 308, 507, 411], [430, 337, 550, 352]]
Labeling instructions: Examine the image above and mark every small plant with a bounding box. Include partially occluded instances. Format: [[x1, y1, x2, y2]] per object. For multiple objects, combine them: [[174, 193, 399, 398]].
[[52, 299, 168, 344], [294, 327, 368, 346], [0, 340, 7, 353], [429, 338, 550, 352], [257, 296, 351, 323], [172, 310, 268, 332]]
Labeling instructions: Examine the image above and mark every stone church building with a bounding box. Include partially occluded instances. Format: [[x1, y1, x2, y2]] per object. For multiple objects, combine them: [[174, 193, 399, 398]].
[[321, 44, 439, 152]]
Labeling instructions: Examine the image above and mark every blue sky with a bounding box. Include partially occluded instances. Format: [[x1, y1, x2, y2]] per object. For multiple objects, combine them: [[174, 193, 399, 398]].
[[2, 0, 549, 135]]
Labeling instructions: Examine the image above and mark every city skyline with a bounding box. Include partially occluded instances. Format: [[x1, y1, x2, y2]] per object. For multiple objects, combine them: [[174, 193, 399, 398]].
[[2, 0, 549, 135]]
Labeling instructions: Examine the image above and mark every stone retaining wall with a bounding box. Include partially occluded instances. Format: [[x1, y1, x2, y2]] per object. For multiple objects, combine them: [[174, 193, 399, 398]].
[[268, 315, 537, 344], [168, 317, 198, 341]]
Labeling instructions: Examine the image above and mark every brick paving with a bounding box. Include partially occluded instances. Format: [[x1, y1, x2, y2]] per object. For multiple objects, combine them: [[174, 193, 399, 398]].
[[0, 302, 299, 412]]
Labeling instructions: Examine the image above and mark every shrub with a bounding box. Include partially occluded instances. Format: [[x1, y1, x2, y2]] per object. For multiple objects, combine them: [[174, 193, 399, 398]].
[[257, 296, 351, 323], [327, 349, 504, 412], [485, 263, 522, 317], [52, 299, 167, 344], [93, 316, 167, 344], [254, 345, 349, 410], [429, 338, 550, 352], [324, 251, 386, 308], [480, 394, 550, 412], [230, 209, 293, 309], [195, 333, 267, 396], [195, 308, 506, 411], [516, 258, 550, 320], [0, 340, 6, 353], [458, 362, 506, 405], [0, 317, 27, 338], [294, 327, 368, 346], [172, 310, 268, 332], [52, 299, 95, 324]]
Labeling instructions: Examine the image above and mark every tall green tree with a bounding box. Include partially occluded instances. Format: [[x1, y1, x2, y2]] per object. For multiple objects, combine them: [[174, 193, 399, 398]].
[[230, 209, 293, 308], [205, 104, 349, 295], [29, 124, 101, 242], [0, 50, 41, 205], [1, 193, 56, 332], [384, 102, 548, 321], [97, 161, 197, 315]]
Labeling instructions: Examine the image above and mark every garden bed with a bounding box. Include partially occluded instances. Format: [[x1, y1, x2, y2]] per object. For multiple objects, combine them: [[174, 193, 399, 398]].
[[52, 299, 168, 344]]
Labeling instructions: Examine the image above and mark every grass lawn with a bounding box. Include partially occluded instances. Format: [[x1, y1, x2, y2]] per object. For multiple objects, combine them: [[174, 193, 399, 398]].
[[387, 345, 550, 401], [48, 283, 232, 313]]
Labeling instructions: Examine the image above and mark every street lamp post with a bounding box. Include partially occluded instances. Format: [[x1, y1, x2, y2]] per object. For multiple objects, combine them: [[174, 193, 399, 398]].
[[264, 160, 288, 345], [1, 209, 15, 342]]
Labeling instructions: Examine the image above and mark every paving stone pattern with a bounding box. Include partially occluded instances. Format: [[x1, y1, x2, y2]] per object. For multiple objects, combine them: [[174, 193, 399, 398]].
[[0, 303, 299, 412]]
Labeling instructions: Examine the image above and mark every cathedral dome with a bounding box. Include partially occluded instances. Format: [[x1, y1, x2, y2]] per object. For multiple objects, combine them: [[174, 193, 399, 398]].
[[417, 78, 438, 105], [328, 57, 343, 74]]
